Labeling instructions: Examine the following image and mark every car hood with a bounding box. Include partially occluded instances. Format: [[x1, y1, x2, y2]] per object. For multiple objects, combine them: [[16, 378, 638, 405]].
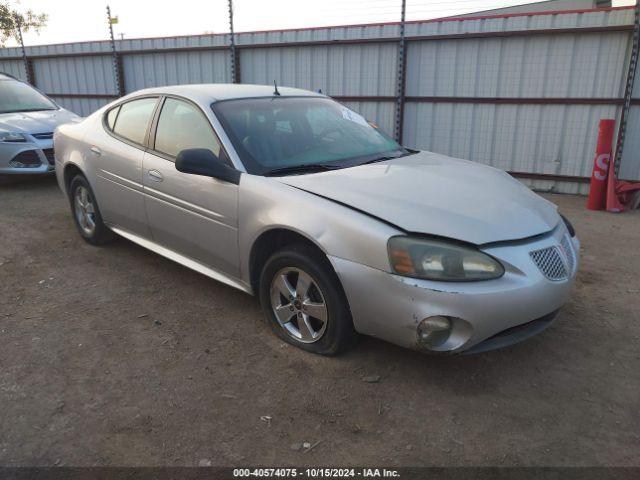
[[275, 151, 560, 245], [0, 109, 80, 134]]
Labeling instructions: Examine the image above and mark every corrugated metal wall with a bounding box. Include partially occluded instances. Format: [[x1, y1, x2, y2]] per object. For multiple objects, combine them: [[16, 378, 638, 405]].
[[0, 6, 637, 193], [405, 33, 628, 98], [239, 43, 397, 96], [403, 30, 630, 194], [0, 58, 26, 81], [47, 96, 110, 116], [619, 54, 640, 181], [34, 56, 117, 95], [122, 50, 231, 91]]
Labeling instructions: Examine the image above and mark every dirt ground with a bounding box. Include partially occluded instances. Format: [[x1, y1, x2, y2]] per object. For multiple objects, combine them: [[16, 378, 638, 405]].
[[0, 175, 638, 467]]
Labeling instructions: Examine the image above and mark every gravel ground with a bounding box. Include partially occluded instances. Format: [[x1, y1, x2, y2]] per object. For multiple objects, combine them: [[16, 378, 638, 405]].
[[0, 175, 639, 467]]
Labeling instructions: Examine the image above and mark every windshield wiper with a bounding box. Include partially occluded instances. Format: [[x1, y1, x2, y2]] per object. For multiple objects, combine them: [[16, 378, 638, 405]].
[[357, 149, 418, 167], [264, 163, 342, 176]]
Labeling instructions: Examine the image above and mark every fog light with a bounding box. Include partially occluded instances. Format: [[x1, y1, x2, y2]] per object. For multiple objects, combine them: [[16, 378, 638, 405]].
[[9, 151, 41, 168], [417, 316, 451, 347], [9, 160, 32, 168]]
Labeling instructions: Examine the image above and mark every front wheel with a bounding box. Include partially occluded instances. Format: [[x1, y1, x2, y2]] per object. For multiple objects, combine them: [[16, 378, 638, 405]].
[[68, 175, 114, 245], [258, 244, 357, 356]]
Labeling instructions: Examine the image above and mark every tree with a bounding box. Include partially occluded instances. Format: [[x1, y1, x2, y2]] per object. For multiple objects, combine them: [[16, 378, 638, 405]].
[[0, 2, 47, 47]]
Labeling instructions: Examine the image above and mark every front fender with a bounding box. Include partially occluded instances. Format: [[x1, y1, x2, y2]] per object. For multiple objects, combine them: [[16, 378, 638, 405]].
[[238, 174, 402, 287]]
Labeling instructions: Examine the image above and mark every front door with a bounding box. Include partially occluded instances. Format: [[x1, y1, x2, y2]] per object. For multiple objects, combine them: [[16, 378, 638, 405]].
[[142, 97, 240, 277]]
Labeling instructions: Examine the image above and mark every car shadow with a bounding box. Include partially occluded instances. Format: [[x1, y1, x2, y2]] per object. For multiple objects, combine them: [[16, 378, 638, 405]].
[[0, 173, 59, 189], [102, 227, 567, 397], [333, 318, 567, 396]]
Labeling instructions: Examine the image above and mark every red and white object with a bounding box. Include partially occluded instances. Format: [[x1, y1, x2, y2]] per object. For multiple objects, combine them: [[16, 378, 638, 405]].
[[605, 161, 626, 213], [587, 119, 616, 211]]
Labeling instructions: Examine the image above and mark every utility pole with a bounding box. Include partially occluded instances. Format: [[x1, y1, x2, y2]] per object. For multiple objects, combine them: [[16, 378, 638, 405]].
[[228, 0, 239, 83], [394, 0, 407, 143], [106, 5, 123, 97], [14, 15, 33, 85]]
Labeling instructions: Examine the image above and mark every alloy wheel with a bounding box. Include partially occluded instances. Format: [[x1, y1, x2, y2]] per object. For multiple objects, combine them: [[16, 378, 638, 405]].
[[270, 267, 328, 343], [74, 185, 96, 236]]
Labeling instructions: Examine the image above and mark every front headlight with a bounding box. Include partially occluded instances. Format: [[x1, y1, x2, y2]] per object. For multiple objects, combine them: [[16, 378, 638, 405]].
[[560, 214, 575, 237], [388, 236, 504, 281], [0, 132, 26, 142]]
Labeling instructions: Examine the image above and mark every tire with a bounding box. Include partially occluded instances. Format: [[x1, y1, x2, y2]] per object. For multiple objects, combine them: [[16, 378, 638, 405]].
[[258, 243, 357, 356], [68, 174, 115, 245]]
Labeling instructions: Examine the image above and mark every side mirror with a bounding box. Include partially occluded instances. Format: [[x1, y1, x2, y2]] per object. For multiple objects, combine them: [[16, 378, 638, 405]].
[[175, 148, 241, 185]]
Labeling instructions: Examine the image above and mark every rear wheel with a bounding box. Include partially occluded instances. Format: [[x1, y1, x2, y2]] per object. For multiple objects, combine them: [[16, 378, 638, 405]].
[[258, 244, 357, 355], [68, 175, 114, 245]]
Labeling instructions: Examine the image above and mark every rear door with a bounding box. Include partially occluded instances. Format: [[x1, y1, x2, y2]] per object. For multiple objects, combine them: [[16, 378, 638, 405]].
[[142, 96, 240, 277], [93, 96, 159, 237]]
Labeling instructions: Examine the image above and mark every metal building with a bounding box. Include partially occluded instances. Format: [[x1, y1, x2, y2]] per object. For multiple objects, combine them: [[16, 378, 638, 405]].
[[0, 4, 637, 193]]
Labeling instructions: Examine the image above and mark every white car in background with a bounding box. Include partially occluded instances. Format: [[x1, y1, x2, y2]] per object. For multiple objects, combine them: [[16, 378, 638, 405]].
[[0, 73, 80, 175]]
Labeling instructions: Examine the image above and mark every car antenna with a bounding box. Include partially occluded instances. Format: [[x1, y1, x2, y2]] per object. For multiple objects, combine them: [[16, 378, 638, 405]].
[[273, 80, 281, 96]]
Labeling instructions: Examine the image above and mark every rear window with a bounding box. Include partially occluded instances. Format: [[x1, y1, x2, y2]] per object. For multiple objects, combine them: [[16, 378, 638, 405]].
[[111, 97, 158, 145], [106, 106, 120, 130]]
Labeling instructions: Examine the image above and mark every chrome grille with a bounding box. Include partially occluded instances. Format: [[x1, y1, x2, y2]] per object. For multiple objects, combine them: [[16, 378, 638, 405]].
[[560, 235, 576, 275], [530, 246, 568, 281]]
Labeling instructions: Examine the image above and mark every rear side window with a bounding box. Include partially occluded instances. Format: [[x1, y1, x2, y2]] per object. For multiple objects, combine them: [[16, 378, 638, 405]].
[[111, 97, 158, 145], [154, 98, 221, 158], [106, 106, 120, 130]]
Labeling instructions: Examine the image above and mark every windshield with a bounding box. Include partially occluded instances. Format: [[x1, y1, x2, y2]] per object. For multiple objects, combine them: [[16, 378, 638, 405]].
[[211, 96, 405, 175], [0, 79, 57, 114]]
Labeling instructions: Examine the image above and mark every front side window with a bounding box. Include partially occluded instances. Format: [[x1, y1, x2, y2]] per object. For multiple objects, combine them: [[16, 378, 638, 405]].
[[0, 79, 57, 114], [111, 97, 158, 145], [154, 98, 221, 158], [212, 96, 405, 175]]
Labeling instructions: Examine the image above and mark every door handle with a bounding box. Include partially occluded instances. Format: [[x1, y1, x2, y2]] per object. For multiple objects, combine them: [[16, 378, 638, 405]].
[[148, 169, 163, 182], [89, 146, 102, 156]]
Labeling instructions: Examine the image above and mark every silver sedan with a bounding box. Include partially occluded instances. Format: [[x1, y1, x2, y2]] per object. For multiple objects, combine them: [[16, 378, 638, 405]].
[[0, 73, 80, 174], [54, 84, 579, 355]]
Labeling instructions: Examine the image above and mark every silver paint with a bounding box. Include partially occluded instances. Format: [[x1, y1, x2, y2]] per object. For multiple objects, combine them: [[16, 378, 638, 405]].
[[0, 108, 80, 174], [55, 84, 579, 354]]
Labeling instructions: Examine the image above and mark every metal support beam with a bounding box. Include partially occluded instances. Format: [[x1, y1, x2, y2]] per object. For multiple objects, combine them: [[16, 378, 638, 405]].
[[115, 53, 126, 97], [106, 6, 124, 97], [614, 0, 640, 175], [228, 0, 239, 83], [14, 17, 33, 85], [25, 58, 36, 86], [394, 0, 407, 143]]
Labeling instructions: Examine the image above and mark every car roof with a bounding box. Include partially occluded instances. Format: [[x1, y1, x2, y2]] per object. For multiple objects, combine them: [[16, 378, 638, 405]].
[[122, 83, 325, 104], [0, 73, 19, 81]]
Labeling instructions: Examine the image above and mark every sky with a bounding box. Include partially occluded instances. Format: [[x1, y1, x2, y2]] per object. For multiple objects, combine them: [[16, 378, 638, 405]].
[[5, 0, 638, 48]]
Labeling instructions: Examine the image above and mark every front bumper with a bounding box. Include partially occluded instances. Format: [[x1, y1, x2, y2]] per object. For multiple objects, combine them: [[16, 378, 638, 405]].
[[330, 224, 579, 354], [0, 137, 55, 175]]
